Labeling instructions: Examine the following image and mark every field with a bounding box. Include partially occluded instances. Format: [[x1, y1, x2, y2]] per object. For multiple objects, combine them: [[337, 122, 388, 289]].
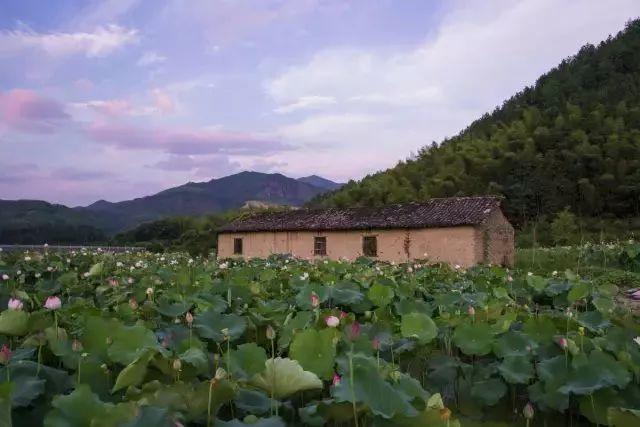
[[0, 246, 639, 426]]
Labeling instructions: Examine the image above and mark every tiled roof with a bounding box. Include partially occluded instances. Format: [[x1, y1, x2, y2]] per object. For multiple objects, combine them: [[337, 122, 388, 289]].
[[218, 196, 503, 233]]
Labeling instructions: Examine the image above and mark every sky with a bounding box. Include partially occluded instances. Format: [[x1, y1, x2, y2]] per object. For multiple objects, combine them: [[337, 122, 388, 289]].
[[1, 0, 639, 206]]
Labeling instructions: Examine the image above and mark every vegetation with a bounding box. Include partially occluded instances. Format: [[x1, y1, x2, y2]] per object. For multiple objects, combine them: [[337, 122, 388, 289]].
[[0, 248, 638, 426], [311, 20, 640, 229]]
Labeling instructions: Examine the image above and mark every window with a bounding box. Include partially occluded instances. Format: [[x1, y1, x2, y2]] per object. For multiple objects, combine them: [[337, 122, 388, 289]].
[[233, 238, 243, 255], [363, 236, 377, 257], [314, 236, 327, 256]]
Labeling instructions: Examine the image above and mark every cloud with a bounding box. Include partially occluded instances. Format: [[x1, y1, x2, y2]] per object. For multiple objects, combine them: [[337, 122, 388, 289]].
[[266, 0, 640, 179], [151, 89, 175, 114], [137, 51, 167, 66], [274, 95, 337, 114], [0, 24, 138, 58], [149, 154, 241, 178], [87, 123, 291, 156], [78, 99, 133, 117], [50, 167, 115, 181], [0, 89, 70, 133]]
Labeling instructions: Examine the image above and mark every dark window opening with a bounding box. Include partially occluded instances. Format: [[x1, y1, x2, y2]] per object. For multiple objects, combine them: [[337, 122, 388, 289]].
[[314, 236, 327, 256], [233, 238, 243, 255], [363, 236, 377, 257]]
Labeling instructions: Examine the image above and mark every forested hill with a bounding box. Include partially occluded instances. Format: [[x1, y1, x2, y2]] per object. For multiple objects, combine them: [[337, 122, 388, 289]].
[[310, 19, 640, 226]]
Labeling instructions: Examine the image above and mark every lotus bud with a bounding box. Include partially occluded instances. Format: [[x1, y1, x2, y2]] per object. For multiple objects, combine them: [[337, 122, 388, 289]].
[[558, 337, 568, 350], [129, 298, 138, 310], [347, 322, 361, 341], [172, 359, 182, 371], [214, 367, 227, 380], [332, 373, 341, 386], [146, 287, 154, 296], [185, 312, 194, 326], [106, 336, 113, 345], [325, 316, 340, 328], [372, 337, 381, 350], [221, 328, 230, 341], [310, 292, 319, 308], [266, 325, 276, 340], [72, 339, 83, 352], [44, 296, 62, 310], [7, 298, 23, 310], [339, 311, 348, 319], [1, 274, 8, 281], [0, 345, 11, 365], [364, 310, 372, 320], [523, 402, 534, 419], [467, 306, 475, 316]]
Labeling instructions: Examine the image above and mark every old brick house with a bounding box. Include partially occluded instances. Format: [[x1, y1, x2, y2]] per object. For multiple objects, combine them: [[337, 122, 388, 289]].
[[217, 196, 514, 266]]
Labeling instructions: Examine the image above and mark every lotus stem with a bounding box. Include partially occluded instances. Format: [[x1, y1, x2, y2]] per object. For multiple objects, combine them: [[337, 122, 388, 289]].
[[349, 345, 359, 427]]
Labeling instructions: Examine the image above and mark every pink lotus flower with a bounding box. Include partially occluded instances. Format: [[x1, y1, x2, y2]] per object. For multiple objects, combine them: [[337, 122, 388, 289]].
[[44, 296, 61, 310], [558, 337, 568, 350], [332, 373, 341, 386], [185, 312, 194, 326], [325, 316, 340, 327], [129, 298, 138, 310], [7, 298, 23, 310], [372, 336, 381, 350], [523, 402, 534, 419], [108, 278, 119, 287], [1, 274, 8, 281], [0, 345, 10, 365], [339, 311, 348, 319], [310, 292, 319, 308], [347, 322, 361, 341], [467, 306, 475, 316]]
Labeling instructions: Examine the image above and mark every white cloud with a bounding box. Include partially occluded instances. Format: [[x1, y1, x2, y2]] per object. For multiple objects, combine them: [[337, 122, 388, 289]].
[[137, 51, 167, 66], [266, 0, 640, 179], [274, 95, 337, 114], [0, 24, 138, 58]]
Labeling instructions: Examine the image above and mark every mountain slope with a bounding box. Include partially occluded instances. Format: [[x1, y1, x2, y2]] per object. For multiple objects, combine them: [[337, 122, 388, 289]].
[[297, 175, 343, 190], [80, 171, 328, 231], [311, 19, 640, 225]]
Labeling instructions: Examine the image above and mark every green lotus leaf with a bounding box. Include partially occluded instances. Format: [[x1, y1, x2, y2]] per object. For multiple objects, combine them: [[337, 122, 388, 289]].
[[44, 384, 136, 427], [179, 347, 209, 373], [568, 281, 590, 303], [332, 354, 417, 419], [401, 313, 438, 344], [577, 311, 610, 332], [498, 355, 534, 384], [228, 343, 268, 379], [121, 406, 172, 427], [234, 389, 272, 415], [88, 262, 104, 277], [57, 272, 78, 288], [0, 383, 11, 427], [10, 371, 45, 408], [470, 378, 507, 406], [528, 381, 569, 413], [0, 310, 29, 336], [559, 351, 631, 395], [329, 282, 365, 305], [250, 357, 322, 398], [112, 351, 155, 393], [579, 388, 623, 425], [156, 301, 191, 318], [290, 328, 338, 379], [453, 323, 493, 356], [216, 417, 286, 427], [277, 311, 313, 350], [108, 324, 160, 365], [492, 331, 537, 358], [193, 310, 246, 343], [607, 407, 640, 427], [526, 274, 547, 292], [367, 283, 394, 307], [523, 316, 557, 342]]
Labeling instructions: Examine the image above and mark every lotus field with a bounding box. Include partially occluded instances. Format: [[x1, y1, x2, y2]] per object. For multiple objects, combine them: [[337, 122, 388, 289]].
[[0, 249, 639, 426]]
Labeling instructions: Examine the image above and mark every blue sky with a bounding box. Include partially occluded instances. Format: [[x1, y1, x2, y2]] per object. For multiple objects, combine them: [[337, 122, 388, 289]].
[[1, 0, 639, 206]]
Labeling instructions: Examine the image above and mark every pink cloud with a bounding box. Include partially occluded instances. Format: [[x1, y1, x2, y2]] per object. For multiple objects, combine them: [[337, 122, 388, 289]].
[[83, 99, 133, 117], [0, 89, 70, 133], [86, 123, 291, 156], [151, 88, 174, 114]]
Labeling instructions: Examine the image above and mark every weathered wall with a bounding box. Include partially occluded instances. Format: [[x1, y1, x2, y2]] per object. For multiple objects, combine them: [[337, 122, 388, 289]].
[[218, 226, 482, 266], [478, 209, 515, 266]]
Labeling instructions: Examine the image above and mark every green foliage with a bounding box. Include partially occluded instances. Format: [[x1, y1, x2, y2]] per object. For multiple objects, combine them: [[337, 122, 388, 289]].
[[312, 20, 640, 226]]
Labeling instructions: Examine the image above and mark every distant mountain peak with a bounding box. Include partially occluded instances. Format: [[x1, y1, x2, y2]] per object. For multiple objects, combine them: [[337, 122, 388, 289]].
[[297, 175, 344, 190]]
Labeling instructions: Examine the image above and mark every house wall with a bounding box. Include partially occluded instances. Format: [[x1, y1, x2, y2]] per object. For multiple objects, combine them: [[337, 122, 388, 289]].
[[217, 225, 484, 266], [478, 209, 515, 266]]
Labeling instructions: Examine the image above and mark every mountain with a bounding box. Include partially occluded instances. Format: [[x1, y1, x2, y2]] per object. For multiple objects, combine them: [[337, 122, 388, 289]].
[[79, 171, 329, 231], [0, 200, 107, 244], [297, 175, 343, 190], [311, 19, 640, 226], [0, 171, 336, 243]]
